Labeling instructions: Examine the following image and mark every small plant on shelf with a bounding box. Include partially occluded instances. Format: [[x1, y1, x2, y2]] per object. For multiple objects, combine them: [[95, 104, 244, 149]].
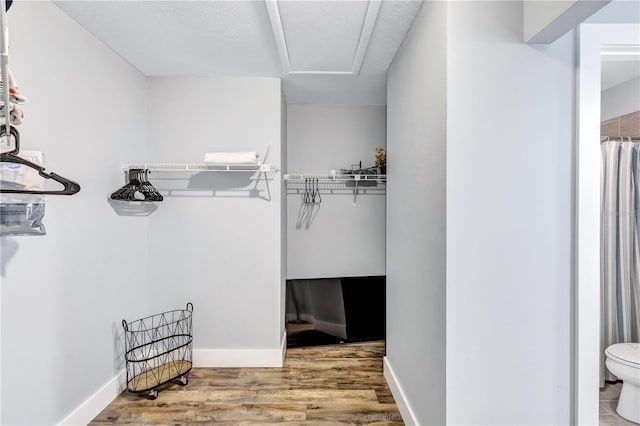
[[375, 147, 386, 174]]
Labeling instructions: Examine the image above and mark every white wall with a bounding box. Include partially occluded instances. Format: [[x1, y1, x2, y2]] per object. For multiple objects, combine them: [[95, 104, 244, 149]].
[[386, 1, 447, 424], [146, 77, 284, 356], [386, 1, 575, 424], [446, 2, 573, 424], [0, 1, 148, 424], [601, 76, 640, 120], [286, 104, 386, 279]]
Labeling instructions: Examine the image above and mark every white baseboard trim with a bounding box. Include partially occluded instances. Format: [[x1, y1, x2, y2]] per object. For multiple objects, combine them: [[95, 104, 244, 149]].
[[194, 332, 287, 368], [58, 369, 126, 426], [383, 356, 419, 426]]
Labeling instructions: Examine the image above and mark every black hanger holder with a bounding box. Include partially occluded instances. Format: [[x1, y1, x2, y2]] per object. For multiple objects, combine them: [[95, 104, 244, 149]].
[[0, 127, 81, 195], [110, 168, 163, 202]]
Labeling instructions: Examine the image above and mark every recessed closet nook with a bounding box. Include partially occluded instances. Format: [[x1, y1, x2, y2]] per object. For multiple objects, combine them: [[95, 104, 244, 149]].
[[0, 1, 637, 425]]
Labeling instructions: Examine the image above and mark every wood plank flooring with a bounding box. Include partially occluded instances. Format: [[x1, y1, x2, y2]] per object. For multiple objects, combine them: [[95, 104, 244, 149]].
[[91, 341, 403, 425]]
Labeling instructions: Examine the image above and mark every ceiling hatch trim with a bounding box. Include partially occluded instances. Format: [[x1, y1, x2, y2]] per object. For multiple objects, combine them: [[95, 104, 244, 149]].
[[265, 0, 382, 76]]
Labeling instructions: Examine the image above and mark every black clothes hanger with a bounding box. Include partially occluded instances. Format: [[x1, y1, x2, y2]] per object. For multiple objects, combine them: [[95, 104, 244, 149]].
[[111, 168, 163, 202], [303, 178, 310, 204], [110, 169, 141, 201], [312, 178, 321, 204], [137, 169, 163, 201], [302, 178, 321, 205], [0, 127, 81, 195]]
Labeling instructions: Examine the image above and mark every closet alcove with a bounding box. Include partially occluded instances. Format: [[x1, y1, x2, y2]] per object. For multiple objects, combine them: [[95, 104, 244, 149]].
[[285, 104, 387, 348]]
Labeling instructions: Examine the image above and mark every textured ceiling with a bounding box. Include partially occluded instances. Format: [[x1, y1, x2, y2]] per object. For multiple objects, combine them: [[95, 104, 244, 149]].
[[53, 0, 423, 105]]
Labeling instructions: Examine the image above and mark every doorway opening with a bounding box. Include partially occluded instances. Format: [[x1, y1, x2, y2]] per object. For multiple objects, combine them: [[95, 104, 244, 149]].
[[576, 23, 640, 426]]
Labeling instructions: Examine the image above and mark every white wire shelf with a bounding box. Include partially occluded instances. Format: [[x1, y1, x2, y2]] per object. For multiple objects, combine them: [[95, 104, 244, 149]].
[[284, 173, 386, 182], [285, 174, 386, 203], [122, 163, 279, 173]]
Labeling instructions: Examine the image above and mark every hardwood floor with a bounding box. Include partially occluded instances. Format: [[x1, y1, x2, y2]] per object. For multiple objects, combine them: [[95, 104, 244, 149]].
[[91, 341, 403, 425]]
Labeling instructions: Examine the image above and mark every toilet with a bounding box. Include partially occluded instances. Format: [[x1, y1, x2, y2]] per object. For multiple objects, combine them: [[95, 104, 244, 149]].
[[605, 343, 640, 423]]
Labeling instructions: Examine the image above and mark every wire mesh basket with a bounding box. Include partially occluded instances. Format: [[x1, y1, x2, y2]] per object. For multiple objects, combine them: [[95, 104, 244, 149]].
[[122, 303, 193, 399]]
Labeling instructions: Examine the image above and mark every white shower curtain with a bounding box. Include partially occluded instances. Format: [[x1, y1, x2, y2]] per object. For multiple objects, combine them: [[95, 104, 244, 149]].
[[600, 141, 640, 385]]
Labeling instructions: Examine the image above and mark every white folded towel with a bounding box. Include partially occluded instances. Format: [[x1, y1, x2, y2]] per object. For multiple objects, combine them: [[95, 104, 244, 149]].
[[204, 151, 259, 164]]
